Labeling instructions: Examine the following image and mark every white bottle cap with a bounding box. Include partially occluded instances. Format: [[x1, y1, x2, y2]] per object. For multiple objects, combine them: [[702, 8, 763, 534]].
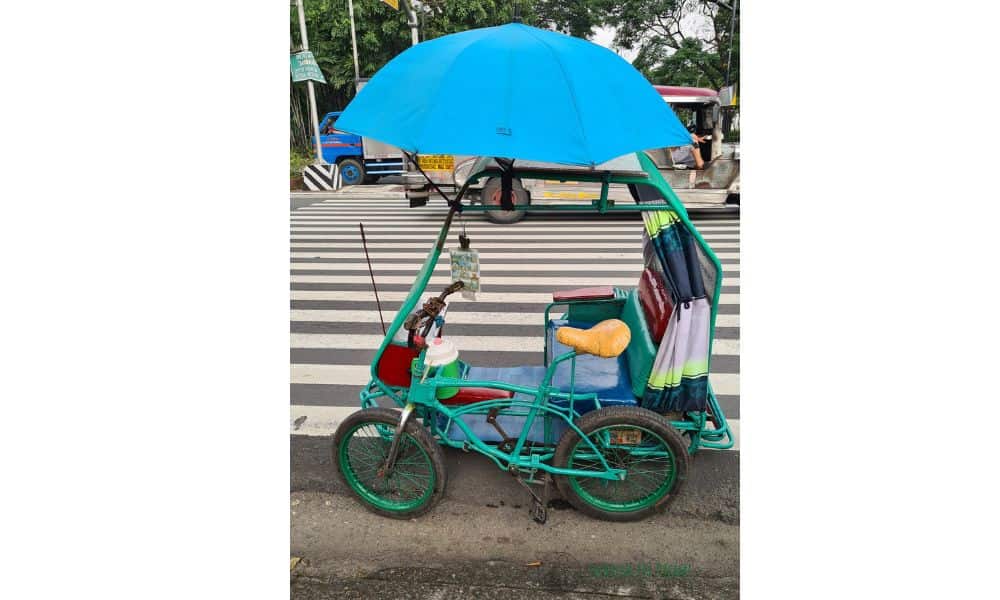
[[424, 337, 459, 366]]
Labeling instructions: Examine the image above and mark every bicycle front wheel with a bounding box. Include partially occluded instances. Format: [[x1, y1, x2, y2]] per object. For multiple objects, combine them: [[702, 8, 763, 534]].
[[333, 408, 446, 519]]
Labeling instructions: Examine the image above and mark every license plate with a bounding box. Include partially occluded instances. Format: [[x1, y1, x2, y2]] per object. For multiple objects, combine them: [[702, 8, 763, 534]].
[[609, 429, 642, 445], [417, 154, 455, 171]]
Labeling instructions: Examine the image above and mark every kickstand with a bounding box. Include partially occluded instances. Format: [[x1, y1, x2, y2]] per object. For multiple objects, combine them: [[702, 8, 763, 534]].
[[511, 471, 551, 524]]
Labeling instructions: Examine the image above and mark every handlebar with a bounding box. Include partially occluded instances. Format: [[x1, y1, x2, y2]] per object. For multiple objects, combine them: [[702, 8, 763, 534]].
[[420, 282, 464, 337], [404, 282, 466, 342]]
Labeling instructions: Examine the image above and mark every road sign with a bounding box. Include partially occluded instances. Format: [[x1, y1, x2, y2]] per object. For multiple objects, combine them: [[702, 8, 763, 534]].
[[290, 51, 326, 84], [382, 0, 399, 8]]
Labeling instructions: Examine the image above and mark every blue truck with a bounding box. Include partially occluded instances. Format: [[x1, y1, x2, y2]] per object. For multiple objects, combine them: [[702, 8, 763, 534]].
[[314, 111, 405, 185]]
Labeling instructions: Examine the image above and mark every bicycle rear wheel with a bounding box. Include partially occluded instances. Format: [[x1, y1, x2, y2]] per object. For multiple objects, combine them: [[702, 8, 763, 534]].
[[553, 406, 689, 522]]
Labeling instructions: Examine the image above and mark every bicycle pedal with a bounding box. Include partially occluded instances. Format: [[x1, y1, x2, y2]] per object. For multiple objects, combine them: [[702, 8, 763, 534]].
[[530, 497, 547, 525], [511, 472, 551, 525]]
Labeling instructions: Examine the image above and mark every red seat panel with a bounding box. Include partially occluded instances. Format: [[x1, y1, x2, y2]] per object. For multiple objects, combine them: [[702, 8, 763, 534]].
[[439, 387, 515, 406], [638, 268, 673, 343], [376, 343, 420, 387], [552, 286, 615, 302]]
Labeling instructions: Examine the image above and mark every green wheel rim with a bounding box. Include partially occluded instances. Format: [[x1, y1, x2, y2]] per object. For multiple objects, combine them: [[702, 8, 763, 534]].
[[567, 425, 678, 513], [338, 421, 436, 513]]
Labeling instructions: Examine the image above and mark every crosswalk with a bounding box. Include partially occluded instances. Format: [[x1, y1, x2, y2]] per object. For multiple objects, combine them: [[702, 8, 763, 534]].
[[290, 191, 740, 450]]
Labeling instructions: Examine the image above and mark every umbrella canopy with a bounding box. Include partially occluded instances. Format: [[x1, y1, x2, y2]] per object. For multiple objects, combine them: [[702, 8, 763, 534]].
[[336, 23, 691, 166]]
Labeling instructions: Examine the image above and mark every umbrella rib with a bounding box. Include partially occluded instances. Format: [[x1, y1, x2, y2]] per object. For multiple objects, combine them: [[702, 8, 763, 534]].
[[515, 26, 594, 167]]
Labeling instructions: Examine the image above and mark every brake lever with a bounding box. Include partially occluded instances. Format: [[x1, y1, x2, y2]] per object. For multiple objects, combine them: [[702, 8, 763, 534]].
[[438, 281, 464, 299]]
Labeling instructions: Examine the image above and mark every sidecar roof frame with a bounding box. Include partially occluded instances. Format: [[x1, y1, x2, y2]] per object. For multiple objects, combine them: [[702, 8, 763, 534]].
[[458, 151, 685, 216]]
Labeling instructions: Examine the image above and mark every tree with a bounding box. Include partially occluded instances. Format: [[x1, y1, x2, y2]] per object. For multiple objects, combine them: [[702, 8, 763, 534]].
[[290, 0, 608, 150], [533, 0, 609, 38], [606, 0, 738, 89]]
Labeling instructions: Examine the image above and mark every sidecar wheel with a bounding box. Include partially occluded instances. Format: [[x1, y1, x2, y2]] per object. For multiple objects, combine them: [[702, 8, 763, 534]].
[[333, 408, 446, 519], [482, 177, 529, 224], [553, 406, 689, 522]]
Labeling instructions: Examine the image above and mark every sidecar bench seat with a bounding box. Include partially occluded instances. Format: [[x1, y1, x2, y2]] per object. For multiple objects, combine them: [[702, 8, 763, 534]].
[[445, 343, 636, 445], [438, 289, 659, 445]]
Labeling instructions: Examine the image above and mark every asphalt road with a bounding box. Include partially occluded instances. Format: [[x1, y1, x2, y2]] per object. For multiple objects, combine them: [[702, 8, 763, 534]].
[[290, 186, 740, 598]]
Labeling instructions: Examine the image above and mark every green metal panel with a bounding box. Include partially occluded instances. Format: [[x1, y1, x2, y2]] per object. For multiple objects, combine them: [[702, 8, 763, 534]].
[[620, 290, 657, 399], [566, 299, 624, 323]]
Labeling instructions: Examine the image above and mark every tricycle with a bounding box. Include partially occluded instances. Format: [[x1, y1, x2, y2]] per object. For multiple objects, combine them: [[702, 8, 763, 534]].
[[332, 152, 733, 523], [328, 22, 734, 523]]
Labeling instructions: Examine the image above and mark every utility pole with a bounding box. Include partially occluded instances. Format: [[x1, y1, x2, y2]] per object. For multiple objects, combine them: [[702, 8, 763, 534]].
[[294, 0, 325, 164], [348, 0, 418, 83], [401, 0, 419, 46], [347, 0, 361, 82], [725, 0, 739, 88]]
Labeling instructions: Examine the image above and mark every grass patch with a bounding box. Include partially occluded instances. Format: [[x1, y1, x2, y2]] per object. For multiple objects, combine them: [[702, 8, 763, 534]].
[[290, 147, 316, 177]]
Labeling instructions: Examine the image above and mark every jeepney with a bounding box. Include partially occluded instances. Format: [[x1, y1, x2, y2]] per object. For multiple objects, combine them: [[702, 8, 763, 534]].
[[403, 85, 740, 223]]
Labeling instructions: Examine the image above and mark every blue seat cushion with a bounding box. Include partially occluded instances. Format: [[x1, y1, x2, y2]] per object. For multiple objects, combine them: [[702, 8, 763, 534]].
[[545, 319, 636, 409], [462, 320, 637, 414], [464, 365, 548, 394]]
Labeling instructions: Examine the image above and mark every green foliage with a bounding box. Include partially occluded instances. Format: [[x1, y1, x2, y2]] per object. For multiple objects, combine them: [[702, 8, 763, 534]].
[[607, 0, 738, 89], [289, 0, 739, 148], [290, 146, 315, 176], [533, 0, 609, 38]]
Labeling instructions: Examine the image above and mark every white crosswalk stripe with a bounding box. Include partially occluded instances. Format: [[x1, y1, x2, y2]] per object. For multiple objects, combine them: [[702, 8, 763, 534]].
[[290, 289, 741, 304], [291, 309, 739, 328], [290, 262, 738, 273], [290, 274, 741, 287], [290, 195, 740, 451], [293, 251, 741, 259], [291, 232, 738, 240]]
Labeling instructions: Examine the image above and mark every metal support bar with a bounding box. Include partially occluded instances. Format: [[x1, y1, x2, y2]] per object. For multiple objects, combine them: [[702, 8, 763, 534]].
[[382, 402, 417, 474], [598, 172, 611, 212]]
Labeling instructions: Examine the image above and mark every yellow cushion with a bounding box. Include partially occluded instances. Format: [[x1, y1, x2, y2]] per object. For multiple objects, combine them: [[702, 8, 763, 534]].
[[555, 319, 632, 358]]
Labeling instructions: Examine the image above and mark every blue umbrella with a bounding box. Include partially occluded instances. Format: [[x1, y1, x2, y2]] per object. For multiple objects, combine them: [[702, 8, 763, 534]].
[[336, 23, 691, 167]]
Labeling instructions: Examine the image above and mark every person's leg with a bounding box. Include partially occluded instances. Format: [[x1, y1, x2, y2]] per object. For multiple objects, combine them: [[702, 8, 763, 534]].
[[693, 145, 705, 169]]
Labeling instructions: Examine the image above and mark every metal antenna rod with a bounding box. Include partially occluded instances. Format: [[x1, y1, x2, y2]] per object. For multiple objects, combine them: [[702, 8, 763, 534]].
[[359, 222, 386, 335]]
